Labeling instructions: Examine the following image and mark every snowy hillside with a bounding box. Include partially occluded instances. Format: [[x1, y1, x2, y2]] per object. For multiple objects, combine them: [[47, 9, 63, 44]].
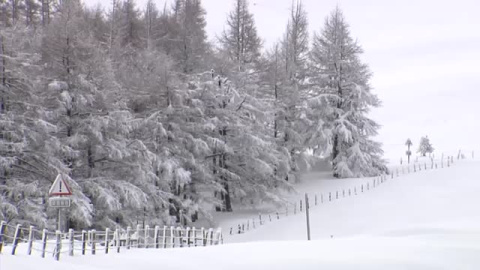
[[5, 159, 480, 269]]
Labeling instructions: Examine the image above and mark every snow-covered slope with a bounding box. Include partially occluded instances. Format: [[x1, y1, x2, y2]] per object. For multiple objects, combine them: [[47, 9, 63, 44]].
[[4, 159, 480, 269], [228, 159, 480, 243]]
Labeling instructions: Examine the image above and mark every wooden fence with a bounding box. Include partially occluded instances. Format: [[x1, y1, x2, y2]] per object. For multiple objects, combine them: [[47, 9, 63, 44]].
[[0, 222, 222, 261]]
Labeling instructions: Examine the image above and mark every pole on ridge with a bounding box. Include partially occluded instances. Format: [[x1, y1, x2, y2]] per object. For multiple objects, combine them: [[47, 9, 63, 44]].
[[305, 193, 311, 241]]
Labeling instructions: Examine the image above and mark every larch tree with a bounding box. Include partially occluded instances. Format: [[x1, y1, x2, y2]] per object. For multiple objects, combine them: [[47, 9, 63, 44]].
[[280, 0, 310, 180], [213, 0, 263, 210], [177, 0, 208, 73], [0, 23, 55, 227], [219, 0, 261, 70], [309, 7, 386, 178]]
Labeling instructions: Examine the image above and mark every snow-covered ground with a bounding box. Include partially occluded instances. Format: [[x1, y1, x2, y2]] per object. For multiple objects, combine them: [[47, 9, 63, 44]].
[[3, 158, 480, 269]]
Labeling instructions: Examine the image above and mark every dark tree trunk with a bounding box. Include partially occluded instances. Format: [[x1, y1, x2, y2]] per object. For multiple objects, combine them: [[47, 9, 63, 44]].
[[332, 134, 339, 178], [222, 153, 232, 212]]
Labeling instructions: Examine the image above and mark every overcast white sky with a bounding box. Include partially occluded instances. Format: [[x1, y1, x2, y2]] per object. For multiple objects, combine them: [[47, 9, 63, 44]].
[[84, 0, 480, 162]]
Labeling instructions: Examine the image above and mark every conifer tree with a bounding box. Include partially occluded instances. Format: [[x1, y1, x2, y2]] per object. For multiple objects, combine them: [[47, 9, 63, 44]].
[[220, 0, 261, 70], [309, 7, 386, 178]]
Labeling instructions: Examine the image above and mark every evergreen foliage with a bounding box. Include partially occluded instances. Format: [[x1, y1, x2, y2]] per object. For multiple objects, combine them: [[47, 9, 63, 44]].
[[418, 136, 434, 157], [0, 0, 385, 229]]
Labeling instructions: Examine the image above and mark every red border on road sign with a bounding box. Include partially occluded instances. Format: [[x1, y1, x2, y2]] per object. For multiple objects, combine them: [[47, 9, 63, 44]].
[[49, 174, 73, 196]]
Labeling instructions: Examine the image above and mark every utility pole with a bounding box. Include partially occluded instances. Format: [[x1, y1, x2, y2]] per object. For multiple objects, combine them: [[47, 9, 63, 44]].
[[305, 193, 311, 241]]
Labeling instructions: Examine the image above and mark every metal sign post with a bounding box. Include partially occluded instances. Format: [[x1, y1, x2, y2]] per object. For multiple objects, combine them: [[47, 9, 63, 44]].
[[48, 174, 73, 232]]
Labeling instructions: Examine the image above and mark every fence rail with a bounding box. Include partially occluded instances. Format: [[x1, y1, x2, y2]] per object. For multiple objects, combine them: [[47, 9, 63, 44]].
[[0, 222, 222, 261]]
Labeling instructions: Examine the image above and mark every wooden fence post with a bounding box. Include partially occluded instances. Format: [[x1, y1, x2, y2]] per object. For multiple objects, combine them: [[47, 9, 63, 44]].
[[276, 212, 279, 220], [184, 227, 190, 247], [209, 229, 214, 246], [144, 225, 149, 249], [105, 228, 110, 254], [305, 193, 311, 241], [27, 226, 34, 256], [154, 226, 160, 249], [162, 226, 167, 248], [216, 229, 223, 245], [0, 221, 6, 253], [126, 226, 131, 249], [191, 227, 196, 246], [315, 194, 318, 205], [136, 225, 142, 248], [54, 231, 61, 261], [321, 194, 323, 203], [41, 229, 48, 258], [336, 191, 338, 199], [91, 230, 96, 255], [170, 226, 175, 248], [11, 224, 21, 255], [300, 200, 303, 212], [259, 214, 262, 225], [115, 229, 121, 253], [205, 229, 210, 246], [69, 228, 74, 256], [177, 227, 184, 247], [81, 230, 87, 255], [201, 227, 206, 247]]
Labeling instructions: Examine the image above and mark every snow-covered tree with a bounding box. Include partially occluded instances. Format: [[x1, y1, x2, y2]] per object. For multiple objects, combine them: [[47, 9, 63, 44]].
[[309, 7, 387, 178], [219, 0, 261, 70], [418, 136, 434, 157], [284, 0, 309, 81], [0, 0, 388, 228]]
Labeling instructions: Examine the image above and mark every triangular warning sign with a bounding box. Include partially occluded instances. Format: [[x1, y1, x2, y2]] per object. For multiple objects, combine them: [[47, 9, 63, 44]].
[[49, 174, 73, 196]]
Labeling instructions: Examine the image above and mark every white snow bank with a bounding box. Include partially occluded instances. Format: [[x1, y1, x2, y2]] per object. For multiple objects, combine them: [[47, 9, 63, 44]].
[[4, 233, 480, 270]]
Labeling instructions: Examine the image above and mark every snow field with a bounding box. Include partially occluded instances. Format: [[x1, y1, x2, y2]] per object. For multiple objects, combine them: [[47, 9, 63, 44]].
[[4, 158, 480, 269], [218, 154, 463, 241], [228, 159, 480, 243]]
